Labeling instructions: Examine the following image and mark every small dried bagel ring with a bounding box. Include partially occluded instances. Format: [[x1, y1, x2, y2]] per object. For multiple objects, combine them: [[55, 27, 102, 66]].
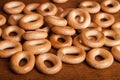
[[24, 3, 40, 14], [79, 1, 100, 14], [10, 51, 35, 74], [0, 40, 22, 58], [8, 14, 24, 25], [23, 31, 48, 40], [59, 8, 74, 18], [50, 34, 72, 49], [45, 15, 67, 26], [3, 1, 25, 14], [23, 39, 51, 55], [51, 26, 75, 36], [57, 46, 86, 64], [111, 45, 120, 62], [86, 48, 113, 69], [101, 0, 120, 13], [85, 22, 102, 32], [73, 35, 90, 51], [67, 8, 91, 29], [103, 30, 120, 47], [0, 15, 6, 26], [81, 29, 105, 48], [112, 22, 120, 35], [36, 53, 62, 74], [37, 2, 57, 16], [19, 13, 44, 30], [56, 7, 64, 16], [93, 12, 115, 28], [2, 26, 25, 41]]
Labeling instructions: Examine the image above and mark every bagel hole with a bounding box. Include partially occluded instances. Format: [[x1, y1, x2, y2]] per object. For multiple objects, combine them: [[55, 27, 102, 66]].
[[39, 25, 46, 29], [32, 42, 44, 46], [58, 38, 65, 43], [9, 31, 18, 36], [31, 9, 37, 12], [107, 4, 114, 7], [95, 55, 104, 61], [67, 53, 79, 56], [29, 19, 38, 22], [44, 8, 50, 12], [86, 5, 94, 8], [44, 60, 54, 68], [88, 36, 97, 41], [19, 58, 28, 66], [36, 26, 48, 32], [4, 46, 15, 50], [101, 18, 108, 22], [75, 16, 84, 23], [106, 36, 115, 40]]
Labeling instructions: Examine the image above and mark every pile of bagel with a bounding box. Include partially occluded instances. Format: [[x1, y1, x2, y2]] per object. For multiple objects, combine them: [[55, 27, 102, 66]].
[[0, 0, 120, 75]]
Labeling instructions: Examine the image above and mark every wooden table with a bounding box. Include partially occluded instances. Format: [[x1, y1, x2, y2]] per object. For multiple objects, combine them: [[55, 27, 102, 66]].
[[0, 0, 120, 80]]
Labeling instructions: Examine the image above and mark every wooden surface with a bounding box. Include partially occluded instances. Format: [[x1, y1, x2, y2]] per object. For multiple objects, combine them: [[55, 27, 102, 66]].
[[0, 0, 120, 80]]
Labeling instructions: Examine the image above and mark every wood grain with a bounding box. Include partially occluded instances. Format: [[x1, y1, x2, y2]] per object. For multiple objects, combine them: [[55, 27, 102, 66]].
[[0, 0, 120, 80]]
